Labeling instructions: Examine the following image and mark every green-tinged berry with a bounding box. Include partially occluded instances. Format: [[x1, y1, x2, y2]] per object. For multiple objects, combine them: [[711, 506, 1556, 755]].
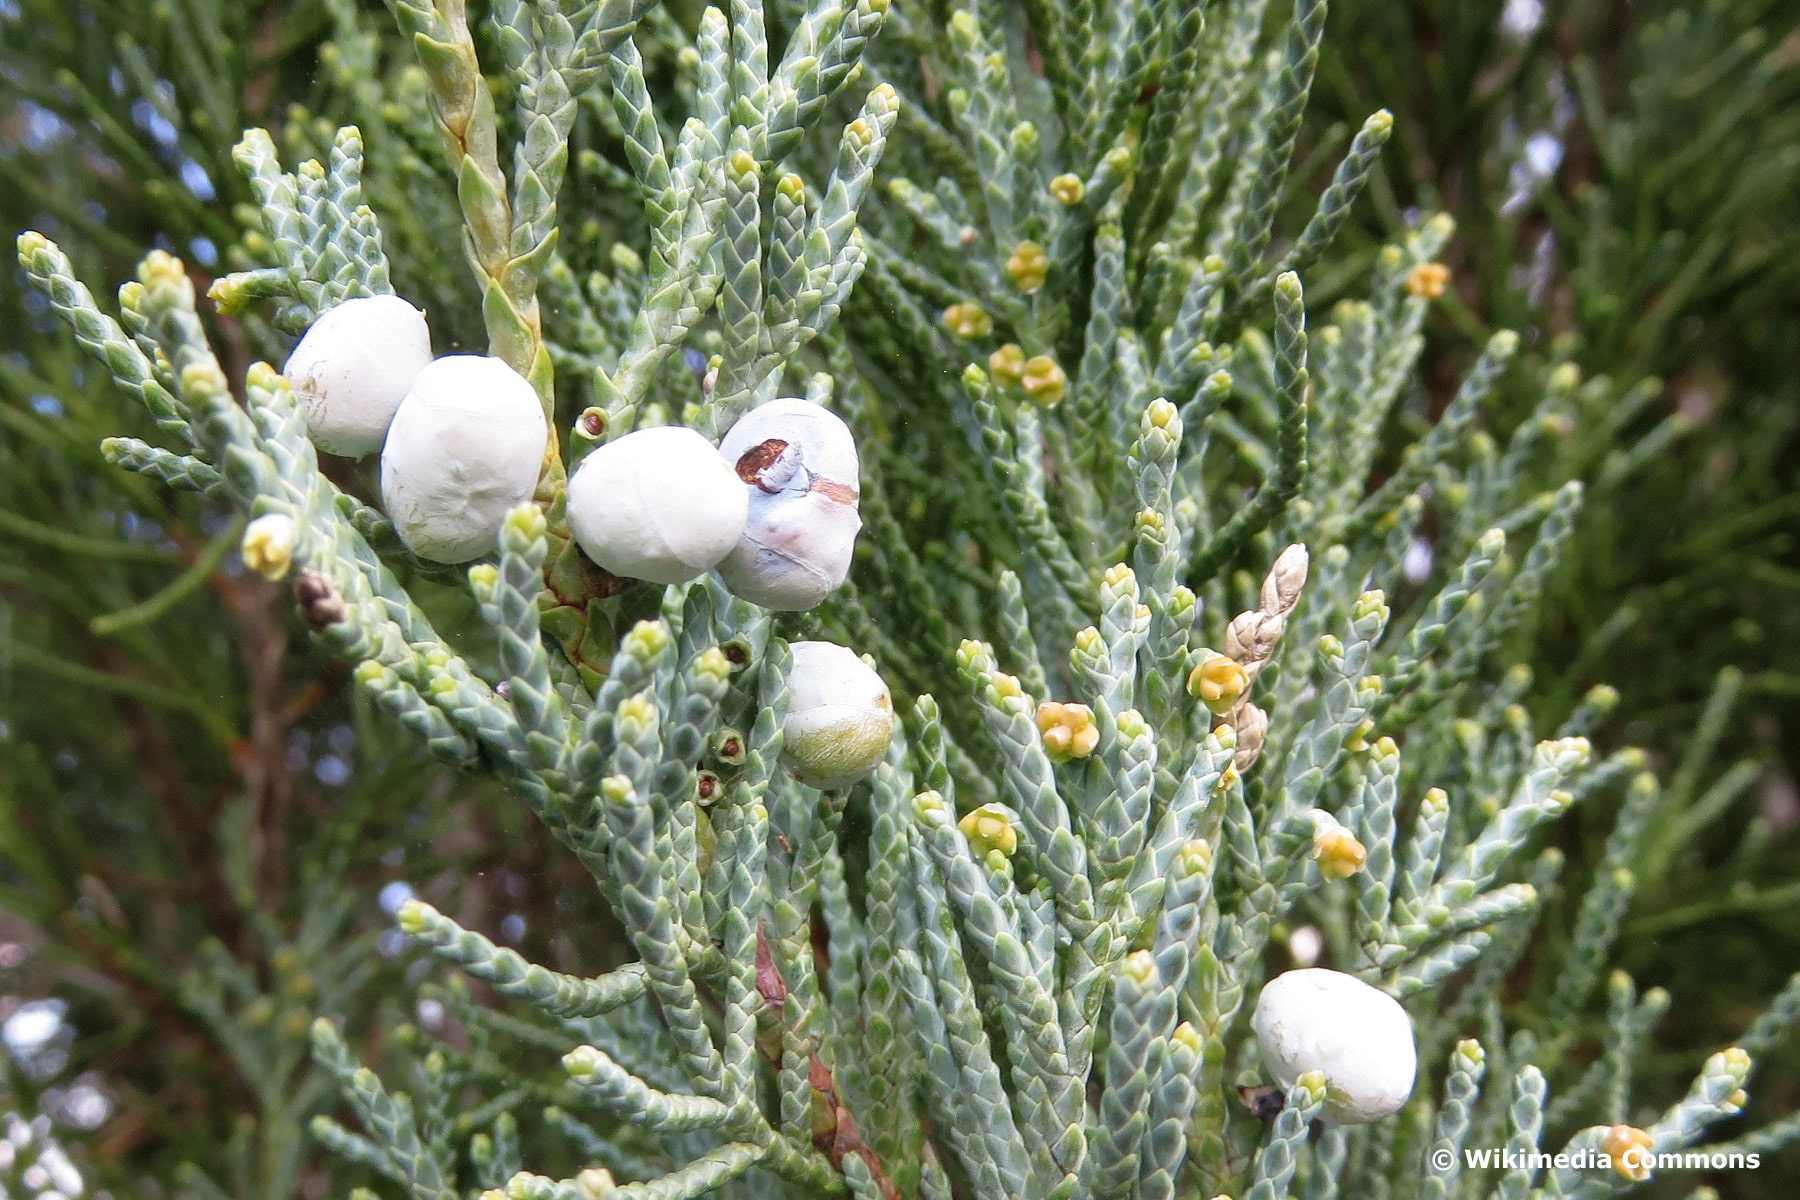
[[780, 641, 894, 789]]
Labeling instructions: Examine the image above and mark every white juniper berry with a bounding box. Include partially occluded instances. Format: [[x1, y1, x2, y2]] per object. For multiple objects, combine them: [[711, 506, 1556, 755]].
[[780, 639, 895, 789], [282, 293, 433, 458], [1252, 967, 1417, 1124], [379, 354, 548, 563], [566, 424, 748, 584], [717, 396, 863, 610]]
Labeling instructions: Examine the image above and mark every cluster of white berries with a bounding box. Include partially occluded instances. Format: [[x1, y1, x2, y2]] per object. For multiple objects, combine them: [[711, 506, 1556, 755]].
[[285, 296, 864, 601], [284, 294, 544, 564], [567, 396, 862, 609], [286, 296, 892, 788], [1252, 968, 1417, 1124]]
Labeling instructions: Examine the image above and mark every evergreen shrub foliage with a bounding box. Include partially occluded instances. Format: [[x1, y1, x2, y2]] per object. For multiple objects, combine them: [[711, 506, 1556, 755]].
[[4, 1, 1799, 1198]]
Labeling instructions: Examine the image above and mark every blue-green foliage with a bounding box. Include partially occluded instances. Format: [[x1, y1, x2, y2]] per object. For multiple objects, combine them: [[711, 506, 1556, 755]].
[[7, 2, 1800, 1199]]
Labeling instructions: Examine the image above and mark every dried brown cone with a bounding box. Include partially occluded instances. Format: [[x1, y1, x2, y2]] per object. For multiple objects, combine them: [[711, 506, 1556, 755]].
[[1260, 543, 1310, 619], [1224, 609, 1286, 676], [1224, 544, 1310, 680], [1230, 701, 1268, 772]]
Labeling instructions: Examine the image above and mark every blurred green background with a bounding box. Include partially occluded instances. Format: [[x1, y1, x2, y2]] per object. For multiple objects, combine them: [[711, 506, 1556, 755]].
[[3, 1, 1797, 1196]]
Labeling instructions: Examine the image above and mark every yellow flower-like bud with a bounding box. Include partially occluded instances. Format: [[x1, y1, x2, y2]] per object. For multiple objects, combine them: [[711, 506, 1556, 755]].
[[1009, 121, 1039, 159], [958, 803, 1019, 858], [1406, 262, 1451, 299], [1353, 589, 1389, 623], [694, 646, 732, 685], [209, 273, 253, 314], [942, 302, 992, 339], [504, 500, 547, 543], [1314, 826, 1368, 880], [1005, 241, 1049, 294], [915, 790, 949, 819], [1188, 654, 1249, 716], [140, 248, 187, 290], [242, 513, 299, 580], [1020, 355, 1066, 407], [1175, 839, 1213, 876], [1601, 1124, 1655, 1182], [624, 619, 671, 660], [1049, 173, 1085, 206], [616, 694, 657, 734], [989, 343, 1027, 388], [1037, 701, 1099, 762], [1102, 562, 1136, 592], [988, 671, 1025, 703], [467, 562, 499, 595]]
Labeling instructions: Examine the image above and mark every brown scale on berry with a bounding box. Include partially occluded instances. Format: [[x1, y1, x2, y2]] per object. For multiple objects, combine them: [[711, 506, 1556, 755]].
[[735, 438, 792, 489]]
